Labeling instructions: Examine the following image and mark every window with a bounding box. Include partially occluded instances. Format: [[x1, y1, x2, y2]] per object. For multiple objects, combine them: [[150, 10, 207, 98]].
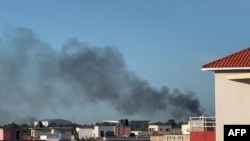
[[16, 131, 20, 140]]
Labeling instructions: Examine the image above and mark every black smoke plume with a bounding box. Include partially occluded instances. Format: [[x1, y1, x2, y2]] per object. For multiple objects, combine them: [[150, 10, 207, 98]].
[[0, 27, 203, 124]]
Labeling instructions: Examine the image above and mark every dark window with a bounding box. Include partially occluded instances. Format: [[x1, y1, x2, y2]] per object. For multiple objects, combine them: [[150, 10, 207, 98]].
[[100, 131, 104, 137], [16, 131, 20, 140]]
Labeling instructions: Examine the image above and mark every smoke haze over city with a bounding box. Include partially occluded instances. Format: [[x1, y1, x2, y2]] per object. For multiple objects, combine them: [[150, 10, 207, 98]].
[[0, 27, 204, 124]]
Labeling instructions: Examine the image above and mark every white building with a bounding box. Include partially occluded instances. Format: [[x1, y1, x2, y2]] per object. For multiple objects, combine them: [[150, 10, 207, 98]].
[[181, 122, 190, 135], [93, 126, 115, 137], [40, 133, 72, 141], [33, 119, 72, 127], [76, 127, 94, 139], [30, 127, 73, 137]]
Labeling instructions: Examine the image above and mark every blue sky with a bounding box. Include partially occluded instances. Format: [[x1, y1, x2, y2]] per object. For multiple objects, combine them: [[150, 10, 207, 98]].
[[0, 0, 250, 124]]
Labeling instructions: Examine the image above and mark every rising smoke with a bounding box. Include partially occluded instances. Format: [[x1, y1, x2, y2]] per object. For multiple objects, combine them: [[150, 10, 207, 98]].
[[0, 27, 203, 124]]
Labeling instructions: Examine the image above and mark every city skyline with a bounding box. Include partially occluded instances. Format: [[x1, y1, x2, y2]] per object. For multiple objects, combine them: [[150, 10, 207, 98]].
[[0, 0, 250, 124]]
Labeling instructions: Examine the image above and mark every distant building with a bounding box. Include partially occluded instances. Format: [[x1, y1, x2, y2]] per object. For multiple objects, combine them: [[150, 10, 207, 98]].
[[30, 127, 73, 138], [0, 128, 23, 140], [181, 122, 190, 135], [129, 120, 149, 131], [148, 124, 172, 135], [115, 125, 131, 137], [114, 119, 131, 137], [93, 126, 115, 138], [33, 119, 72, 127], [76, 127, 94, 139]]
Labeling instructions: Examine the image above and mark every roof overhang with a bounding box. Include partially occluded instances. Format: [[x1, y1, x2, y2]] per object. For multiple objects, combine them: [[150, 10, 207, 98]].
[[226, 73, 250, 80], [201, 67, 250, 71]]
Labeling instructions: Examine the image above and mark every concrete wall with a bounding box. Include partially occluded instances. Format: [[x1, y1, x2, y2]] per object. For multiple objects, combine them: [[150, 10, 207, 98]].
[[215, 71, 250, 141]]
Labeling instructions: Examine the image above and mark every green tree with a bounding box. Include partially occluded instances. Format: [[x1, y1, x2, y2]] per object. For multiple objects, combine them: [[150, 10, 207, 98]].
[[19, 123, 31, 135], [72, 125, 80, 140], [4, 122, 19, 128]]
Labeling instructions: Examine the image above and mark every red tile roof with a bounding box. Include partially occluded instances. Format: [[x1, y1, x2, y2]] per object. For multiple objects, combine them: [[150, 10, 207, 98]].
[[202, 47, 250, 70]]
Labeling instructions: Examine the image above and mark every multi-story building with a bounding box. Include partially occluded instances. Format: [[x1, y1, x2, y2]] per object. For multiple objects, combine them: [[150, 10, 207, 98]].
[[115, 119, 131, 137], [189, 116, 215, 141]]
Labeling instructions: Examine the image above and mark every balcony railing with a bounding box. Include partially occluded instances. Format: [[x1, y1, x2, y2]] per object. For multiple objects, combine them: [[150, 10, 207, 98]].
[[189, 116, 216, 131]]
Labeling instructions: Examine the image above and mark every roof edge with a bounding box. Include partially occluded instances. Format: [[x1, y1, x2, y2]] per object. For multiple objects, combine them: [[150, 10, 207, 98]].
[[201, 67, 250, 71]]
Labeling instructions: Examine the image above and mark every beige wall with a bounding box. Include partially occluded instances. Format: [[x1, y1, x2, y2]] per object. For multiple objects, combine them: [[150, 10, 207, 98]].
[[150, 136, 164, 141], [215, 71, 250, 141], [164, 135, 190, 141], [181, 122, 190, 135]]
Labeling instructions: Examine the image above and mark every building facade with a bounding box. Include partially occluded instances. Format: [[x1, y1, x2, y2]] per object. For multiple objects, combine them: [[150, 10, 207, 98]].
[[0, 128, 23, 140], [148, 125, 172, 135], [202, 47, 250, 141], [115, 125, 131, 137], [181, 122, 190, 135], [76, 127, 94, 139], [93, 126, 115, 138], [30, 127, 73, 137]]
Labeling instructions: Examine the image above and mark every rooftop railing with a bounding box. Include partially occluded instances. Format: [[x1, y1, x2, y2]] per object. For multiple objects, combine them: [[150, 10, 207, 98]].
[[189, 116, 216, 131]]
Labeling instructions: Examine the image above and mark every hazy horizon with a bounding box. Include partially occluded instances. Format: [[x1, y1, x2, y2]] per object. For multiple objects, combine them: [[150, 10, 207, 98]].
[[1, 0, 250, 125]]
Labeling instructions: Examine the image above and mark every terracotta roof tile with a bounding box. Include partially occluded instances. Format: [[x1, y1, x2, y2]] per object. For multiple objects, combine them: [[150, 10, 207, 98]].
[[202, 47, 250, 70]]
